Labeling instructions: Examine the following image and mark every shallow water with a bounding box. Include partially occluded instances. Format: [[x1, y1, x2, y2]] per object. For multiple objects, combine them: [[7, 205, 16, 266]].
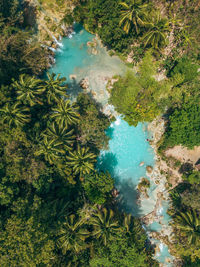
[[49, 25, 173, 266], [98, 118, 156, 216], [50, 24, 126, 105]]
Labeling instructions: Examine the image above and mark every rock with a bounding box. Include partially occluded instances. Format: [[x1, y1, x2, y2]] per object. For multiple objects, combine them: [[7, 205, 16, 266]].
[[146, 165, 153, 173], [69, 74, 76, 80], [91, 90, 97, 97], [126, 51, 134, 63], [79, 78, 89, 89], [139, 161, 145, 167], [112, 188, 119, 198], [87, 40, 97, 48], [91, 48, 98, 55], [165, 257, 171, 263], [155, 244, 160, 254], [137, 178, 150, 198]]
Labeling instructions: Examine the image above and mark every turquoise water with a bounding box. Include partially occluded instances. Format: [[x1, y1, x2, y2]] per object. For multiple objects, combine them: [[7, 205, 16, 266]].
[[49, 26, 173, 266], [50, 24, 126, 105], [50, 24, 94, 80], [148, 222, 162, 232], [98, 118, 156, 216]]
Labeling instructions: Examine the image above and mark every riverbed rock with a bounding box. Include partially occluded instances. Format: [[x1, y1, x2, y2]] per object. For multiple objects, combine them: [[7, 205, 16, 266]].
[[165, 257, 171, 263], [139, 161, 145, 167], [155, 244, 160, 254], [87, 40, 97, 48], [146, 165, 153, 174], [91, 90, 97, 97], [79, 78, 89, 89], [91, 48, 98, 55], [69, 74, 77, 80]]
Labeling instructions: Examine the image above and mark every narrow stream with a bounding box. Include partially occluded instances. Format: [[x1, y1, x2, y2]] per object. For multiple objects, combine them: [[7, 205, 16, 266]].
[[49, 24, 174, 266]]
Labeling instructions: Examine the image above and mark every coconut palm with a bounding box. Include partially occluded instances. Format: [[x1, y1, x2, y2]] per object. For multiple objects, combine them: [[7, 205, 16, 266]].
[[123, 213, 143, 235], [90, 208, 121, 246], [12, 74, 45, 106], [50, 99, 79, 128], [174, 209, 200, 245], [0, 102, 30, 127], [57, 214, 90, 254], [142, 12, 170, 49], [35, 137, 65, 164], [42, 122, 75, 151], [45, 73, 67, 104], [119, 0, 148, 34], [66, 145, 96, 178]]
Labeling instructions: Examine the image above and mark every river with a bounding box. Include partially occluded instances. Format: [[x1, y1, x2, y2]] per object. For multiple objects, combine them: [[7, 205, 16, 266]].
[[49, 24, 174, 266]]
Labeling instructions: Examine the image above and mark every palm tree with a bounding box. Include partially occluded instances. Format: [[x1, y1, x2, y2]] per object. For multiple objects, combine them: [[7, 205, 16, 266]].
[[57, 214, 90, 254], [12, 74, 45, 106], [35, 137, 65, 164], [174, 209, 200, 245], [142, 12, 170, 49], [42, 122, 75, 151], [0, 102, 30, 127], [66, 145, 96, 178], [90, 208, 121, 246], [119, 0, 148, 34], [123, 213, 143, 235], [45, 73, 67, 104], [50, 99, 79, 128]]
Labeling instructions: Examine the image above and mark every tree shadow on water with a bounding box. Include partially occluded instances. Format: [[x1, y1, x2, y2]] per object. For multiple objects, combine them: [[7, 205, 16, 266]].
[[116, 178, 143, 217], [97, 152, 118, 178], [105, 127, 114, 139], [67, 79, 83, 99]]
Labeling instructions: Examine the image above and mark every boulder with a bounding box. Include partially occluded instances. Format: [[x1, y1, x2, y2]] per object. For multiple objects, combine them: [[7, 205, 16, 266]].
[[146, 165, 153, 173], [69, 74, 77, 80], [79, 78, 89, 89], [91, 48, 98, 55]]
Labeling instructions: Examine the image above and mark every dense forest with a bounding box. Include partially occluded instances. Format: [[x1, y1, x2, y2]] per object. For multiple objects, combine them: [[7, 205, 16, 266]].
[[0, 0, 200, 266]]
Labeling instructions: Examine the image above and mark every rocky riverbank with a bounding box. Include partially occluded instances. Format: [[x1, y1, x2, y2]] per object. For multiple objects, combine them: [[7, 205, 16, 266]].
[[24, 0, 75, 48], [140, 118, 178, 266]]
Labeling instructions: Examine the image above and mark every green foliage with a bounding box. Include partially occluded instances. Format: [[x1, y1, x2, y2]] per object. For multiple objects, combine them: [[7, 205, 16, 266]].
[[76, 93, 110, 150], [44, 73, 68, 104], [181, 184, 200, 212], [13, 74, 45, 106], [57, 214, 90, 255], [90, 208, 121, 246], [66, 145, 97, 179], [119, 0, 148, 34], [142, 12, 170, 49], [164, 100, 200, 148], [42, 122, 75, 151], [170, 56, 199, 84], [50, 99, 80, 128], [0, 28, 48, 85], [90, 232, 156, 267], [83, 171, 114, 204], [0, 102, 30, 128], [110, 52, 166, 126], [183, 171, 200, 184], [0, 215, 56, 266], [73, 0, 134, 52], [173, 209, 200, 261]]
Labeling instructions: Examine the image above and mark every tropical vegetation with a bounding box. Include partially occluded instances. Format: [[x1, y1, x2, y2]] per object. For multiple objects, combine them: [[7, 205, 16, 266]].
[[0, 0, 199, 266]]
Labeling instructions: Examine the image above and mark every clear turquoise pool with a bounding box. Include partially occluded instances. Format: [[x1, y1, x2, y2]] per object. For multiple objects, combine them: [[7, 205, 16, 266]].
[[50, 24, 126, 105], [98, 117, 156, 216]]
